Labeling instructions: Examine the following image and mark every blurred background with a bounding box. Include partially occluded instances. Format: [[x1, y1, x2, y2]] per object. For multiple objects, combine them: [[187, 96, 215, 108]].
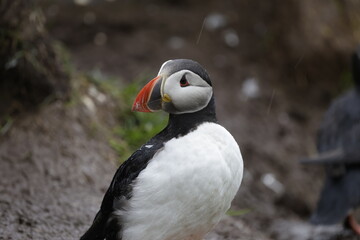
[[1, 0, 360, 239]]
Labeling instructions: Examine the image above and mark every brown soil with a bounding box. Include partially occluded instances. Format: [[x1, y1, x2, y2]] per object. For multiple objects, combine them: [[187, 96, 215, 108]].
[[0, 99, 116, 240]]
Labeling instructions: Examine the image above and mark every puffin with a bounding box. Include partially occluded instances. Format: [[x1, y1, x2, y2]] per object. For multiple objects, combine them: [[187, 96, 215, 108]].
[[80, 59, 244, 240], [301, 48, 360, 234]]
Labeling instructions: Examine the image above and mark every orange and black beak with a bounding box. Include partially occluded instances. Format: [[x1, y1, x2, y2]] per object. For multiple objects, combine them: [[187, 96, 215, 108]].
[[132, 76, 164, 112]]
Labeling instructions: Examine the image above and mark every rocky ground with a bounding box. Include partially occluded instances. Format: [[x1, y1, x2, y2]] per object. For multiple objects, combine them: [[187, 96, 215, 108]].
[[1, 0, 360, 239]]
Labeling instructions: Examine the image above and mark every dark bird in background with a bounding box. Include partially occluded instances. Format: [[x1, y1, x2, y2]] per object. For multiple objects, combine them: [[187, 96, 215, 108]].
[[80, 59, 243, 240], [301, 47, 360, 235]]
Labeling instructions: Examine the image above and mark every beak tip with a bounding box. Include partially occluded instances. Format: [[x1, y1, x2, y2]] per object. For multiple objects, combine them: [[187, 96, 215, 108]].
[[131, 102, 138, 112], [132, 101, 151, 112]]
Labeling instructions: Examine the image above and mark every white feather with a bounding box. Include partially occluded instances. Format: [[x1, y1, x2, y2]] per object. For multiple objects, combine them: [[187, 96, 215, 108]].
[[158, 60, 173, 76], [163, 70, 213, 114], [118, 122, 243, 240]]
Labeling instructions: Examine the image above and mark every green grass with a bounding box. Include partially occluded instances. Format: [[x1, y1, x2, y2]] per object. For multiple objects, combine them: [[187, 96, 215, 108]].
[[53, 40, 75, 76], [112, 81, 167, 161], [86, 71, 168, 162]]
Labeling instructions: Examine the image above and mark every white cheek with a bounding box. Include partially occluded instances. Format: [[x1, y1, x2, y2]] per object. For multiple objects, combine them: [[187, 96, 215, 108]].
[[168, 86, 213, 113], [162, 70, 213, 113]]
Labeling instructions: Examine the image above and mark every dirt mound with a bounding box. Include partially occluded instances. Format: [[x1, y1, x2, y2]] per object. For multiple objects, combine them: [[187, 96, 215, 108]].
[[0, 99, 116, 239]]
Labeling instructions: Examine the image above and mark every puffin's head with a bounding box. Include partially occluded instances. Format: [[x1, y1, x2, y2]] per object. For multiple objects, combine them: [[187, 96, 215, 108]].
[[132, 59, 213, 114]]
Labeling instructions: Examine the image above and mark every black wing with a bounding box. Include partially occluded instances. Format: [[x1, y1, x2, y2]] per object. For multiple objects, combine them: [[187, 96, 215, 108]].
[[300, 123, 360, 165], [309, 89, 360, 165], [310, 167, 360, 225], [300, 148, 345, 165], [310, 174, 350, 225], [80, 140, 165, 240]]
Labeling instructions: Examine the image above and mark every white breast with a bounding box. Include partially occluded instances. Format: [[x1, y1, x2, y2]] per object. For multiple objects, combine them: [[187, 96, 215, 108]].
[[120, 122, 243, 240]]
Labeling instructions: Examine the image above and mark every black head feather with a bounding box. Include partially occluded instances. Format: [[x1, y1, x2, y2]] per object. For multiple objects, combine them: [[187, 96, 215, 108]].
[[160, 59, 212, 86]]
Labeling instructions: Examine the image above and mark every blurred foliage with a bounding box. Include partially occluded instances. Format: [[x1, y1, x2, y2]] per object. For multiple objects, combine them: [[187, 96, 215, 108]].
[[86, 71, 167, 162], [0, 0, 69, 118], [226, 208, 251, 217], [52, 41, 75, 76], [0, 116, 13, 136], [339, 69, 354, 93]]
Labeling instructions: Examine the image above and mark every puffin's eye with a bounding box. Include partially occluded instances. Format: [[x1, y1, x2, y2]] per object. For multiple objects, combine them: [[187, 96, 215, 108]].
[[180, 76, 190, 87]]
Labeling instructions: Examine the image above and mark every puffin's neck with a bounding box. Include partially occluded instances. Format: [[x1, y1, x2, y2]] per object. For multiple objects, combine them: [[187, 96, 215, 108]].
[[166, 96, 217, 137]]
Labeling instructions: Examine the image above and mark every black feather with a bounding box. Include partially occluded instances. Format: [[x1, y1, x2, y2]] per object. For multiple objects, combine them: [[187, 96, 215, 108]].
[[310, 167, 360, 225], [80, 211, 108, 240], [316, 90, 360, 158], [161, 59, 212, 86]]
